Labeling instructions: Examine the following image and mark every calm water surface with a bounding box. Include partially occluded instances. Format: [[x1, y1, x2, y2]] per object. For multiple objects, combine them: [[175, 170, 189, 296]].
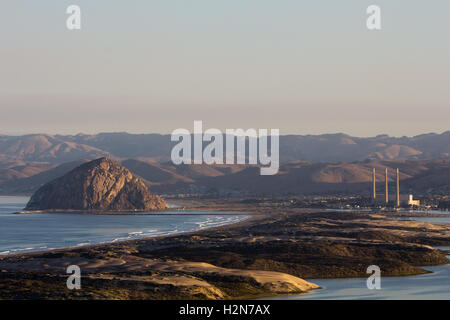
[[0, 196, 249, 255], [268, 211, 450, 300]]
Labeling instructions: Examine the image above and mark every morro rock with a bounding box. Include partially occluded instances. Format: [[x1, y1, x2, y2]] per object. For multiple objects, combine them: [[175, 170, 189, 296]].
[[24, 158, 169, 212]]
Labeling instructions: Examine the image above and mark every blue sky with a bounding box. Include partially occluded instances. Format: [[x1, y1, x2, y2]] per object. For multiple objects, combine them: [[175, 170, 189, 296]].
[[0, 1, 449, 136]]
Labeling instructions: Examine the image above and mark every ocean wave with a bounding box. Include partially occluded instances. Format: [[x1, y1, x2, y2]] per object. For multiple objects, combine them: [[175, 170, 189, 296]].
[[111, 237, 131, 243], [75, 242, 91, 247], [0, 247, 37, 255], [0, 215, 250, 255], [15, 247, 34, 252]]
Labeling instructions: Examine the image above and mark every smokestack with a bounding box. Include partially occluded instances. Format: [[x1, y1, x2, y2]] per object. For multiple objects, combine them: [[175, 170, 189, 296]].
[[385, 168, 389, 204], [372, 168, 376, 201], [396, 168, 400, 207]]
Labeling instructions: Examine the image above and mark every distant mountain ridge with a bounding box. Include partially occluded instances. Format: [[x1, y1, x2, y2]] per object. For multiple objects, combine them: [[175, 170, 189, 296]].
[[122, 158, 450, 196], [0, 131, 449, 164], [1, 131, 449, 196], [2, 157, 449, 196], [0, 134, 108, 163]]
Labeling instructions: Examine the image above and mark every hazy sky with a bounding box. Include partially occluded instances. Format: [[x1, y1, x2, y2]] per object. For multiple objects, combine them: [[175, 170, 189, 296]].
[[0, 1, 449, 136]]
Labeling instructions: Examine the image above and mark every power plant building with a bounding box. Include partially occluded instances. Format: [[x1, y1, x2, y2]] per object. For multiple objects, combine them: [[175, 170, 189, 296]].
[[370, 168, 419, 207]]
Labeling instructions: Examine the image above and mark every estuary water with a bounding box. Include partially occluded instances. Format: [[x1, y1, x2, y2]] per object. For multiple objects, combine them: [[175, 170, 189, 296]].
[[268, 211, 450, 300], [0, 196, 249, 255], [269, 259, 450, 300]]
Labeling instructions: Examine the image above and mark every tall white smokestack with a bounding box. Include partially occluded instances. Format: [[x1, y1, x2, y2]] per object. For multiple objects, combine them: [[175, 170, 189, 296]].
[[396, 168, 400, 207], [372, 168, 376, 201], [385, 168, 389, 204]]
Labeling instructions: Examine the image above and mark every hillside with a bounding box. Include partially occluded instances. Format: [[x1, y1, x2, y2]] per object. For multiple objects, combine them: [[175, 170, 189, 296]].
[[0, 134, 109, 163], [132, 159, 448, 196], [0, 131, 449, 196], [0, 131, 449, 164], [2, 158, 449, 196]]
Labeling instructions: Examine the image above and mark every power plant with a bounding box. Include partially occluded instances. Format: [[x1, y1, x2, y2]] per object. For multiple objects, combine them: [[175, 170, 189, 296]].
[[370, 167, 420, 208]]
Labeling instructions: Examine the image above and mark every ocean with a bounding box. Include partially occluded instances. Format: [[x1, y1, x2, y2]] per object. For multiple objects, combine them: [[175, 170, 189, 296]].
[[0, 196, 249, 255]]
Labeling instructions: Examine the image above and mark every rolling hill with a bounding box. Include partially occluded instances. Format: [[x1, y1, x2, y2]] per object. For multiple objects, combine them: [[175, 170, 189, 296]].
[[0, 131, 449, 196], [0, 131, 449, 164], [1, 158, 449, 196]]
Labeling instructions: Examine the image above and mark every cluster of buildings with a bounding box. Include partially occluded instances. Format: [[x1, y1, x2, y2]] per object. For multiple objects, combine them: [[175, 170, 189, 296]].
[[371, 168, 420, 207]]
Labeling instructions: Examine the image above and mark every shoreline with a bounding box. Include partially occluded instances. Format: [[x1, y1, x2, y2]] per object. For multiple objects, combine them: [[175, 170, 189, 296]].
[[5, 200, 446, 272], [0, 211, 257, 258]]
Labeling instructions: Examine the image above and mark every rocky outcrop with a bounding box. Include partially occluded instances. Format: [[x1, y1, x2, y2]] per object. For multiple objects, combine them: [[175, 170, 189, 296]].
[[24, 158, 168, 212]]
